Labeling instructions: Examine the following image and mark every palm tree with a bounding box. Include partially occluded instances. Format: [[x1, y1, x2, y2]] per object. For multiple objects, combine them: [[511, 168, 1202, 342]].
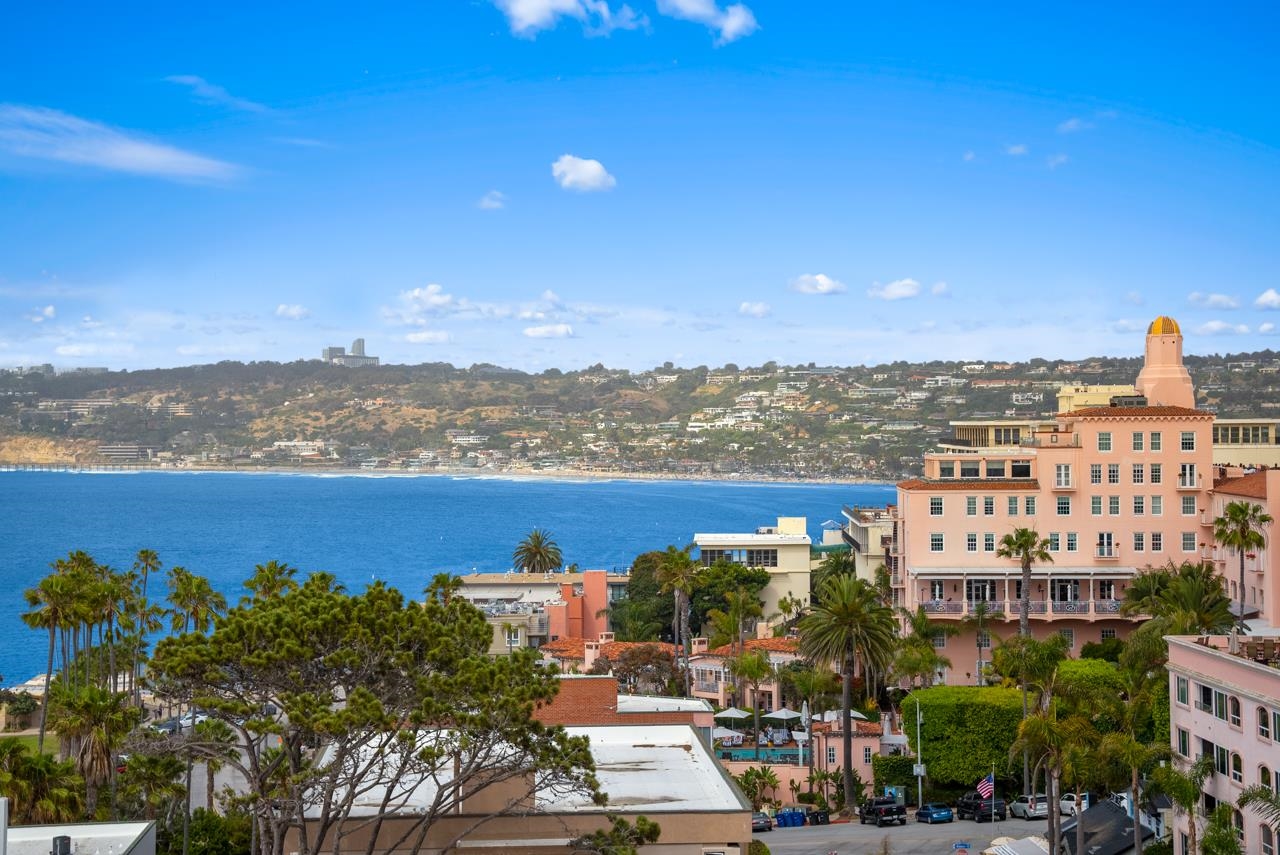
[[244, 560, 299, 603], [192, 718, 238, 811], [896, 605, 958, 687], [47, 684, 139, 817], [512, 529, 563, 574], [960, 599, 1004, 686], [120, 752, 186, 820], [813, 551, 858, 589], [1214, 500, 1273, 628], [1152, 754, 1215, 855], [1239, 783, 1280, 833], [22, 573, 78, 753], [728, 651, 773, 760], [20, 751, 84, 823], [799, 575, 896, 812], [996, 528, 1053, 638], [656, 544, 700, 694], [1123, 561, 1235, 634]]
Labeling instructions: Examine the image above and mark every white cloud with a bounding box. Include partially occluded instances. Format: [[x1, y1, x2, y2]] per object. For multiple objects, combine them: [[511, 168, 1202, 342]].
[[1111, 319, 1145, 334], [274, 304, 310, 320], [524, 323, 574, 338], [165, 75, 269, 114], [0, 104, 239, 181], [1125, 291, 1145, 306], [1196, 320, 1249, 336], [1256, 289, 1280, 310], [962, 151, 975, 162], [406, 330, 450, 344], [391, 284, 459, 321], [1005, 144, 1028, 156], [1057, 117, 1093, 134], [1261, 323, 1277, 335], [1188, 291, 1240, 309], [27, 305, 55, 323], [738, 301, 770, 318], [477, 190, 506, 210], [657, 0, 758, 44], [868, 278, 922, 301], [551, 154, 616, 191], [542, 289, 564, 307], [1046, 153, 1069, 169], [789, 273, 845, 295], [931, 281, 949, 297], [492, 0, 645, 37]]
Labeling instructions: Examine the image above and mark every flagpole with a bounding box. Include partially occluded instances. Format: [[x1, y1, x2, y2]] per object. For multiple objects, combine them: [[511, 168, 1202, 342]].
[[991, 762, 996, 824]]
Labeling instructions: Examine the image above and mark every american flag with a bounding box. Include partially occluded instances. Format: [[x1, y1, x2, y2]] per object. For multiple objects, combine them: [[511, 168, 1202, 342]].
[[976, 774, 995, 798]]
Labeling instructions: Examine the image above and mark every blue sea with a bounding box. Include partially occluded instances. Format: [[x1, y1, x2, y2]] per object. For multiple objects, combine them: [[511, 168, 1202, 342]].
[[0, 470, 894, 685]]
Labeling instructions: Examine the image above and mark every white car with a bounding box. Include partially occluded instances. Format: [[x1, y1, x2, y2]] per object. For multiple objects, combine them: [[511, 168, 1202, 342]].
[[1009, 793, 1049, 819], [1060, 792, 1100, 816]]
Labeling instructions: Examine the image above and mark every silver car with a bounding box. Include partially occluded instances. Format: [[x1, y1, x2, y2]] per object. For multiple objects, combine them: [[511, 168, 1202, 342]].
[[1009, 793, 1049, 819]]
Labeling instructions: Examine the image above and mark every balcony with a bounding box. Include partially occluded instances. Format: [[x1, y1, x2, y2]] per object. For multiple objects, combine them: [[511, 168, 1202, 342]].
[[1094, 599, 1122, 614], [1051, 480, 1076, 492], [890, 574, 902, 586], [1177, 474, 1203, 490], [922, 601, 963, 615], [694, 680, 721, 694], [1051, 600, 1090, 615], [1095, 546, 1121, 560]]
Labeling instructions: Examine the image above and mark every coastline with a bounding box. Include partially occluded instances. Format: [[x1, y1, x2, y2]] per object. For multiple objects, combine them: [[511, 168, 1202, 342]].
[[0, 461, 892, 487]]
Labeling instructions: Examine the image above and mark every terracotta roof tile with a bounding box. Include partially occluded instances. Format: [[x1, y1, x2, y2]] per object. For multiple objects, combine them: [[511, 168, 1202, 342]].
[[898, 479, 1039, 492], [539, 638, 677, 661], [705, 637, 801, 657], [1214, 471, 1269, 500], [1062, 406, 1212, 418]]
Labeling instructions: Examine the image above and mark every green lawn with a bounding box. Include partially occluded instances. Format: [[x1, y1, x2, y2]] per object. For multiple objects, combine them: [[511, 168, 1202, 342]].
[[10, 732, 59, 755]]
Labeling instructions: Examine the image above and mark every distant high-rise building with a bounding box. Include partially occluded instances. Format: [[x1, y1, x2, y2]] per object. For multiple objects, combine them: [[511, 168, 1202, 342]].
[[322, 339, 379, 367], [321, 346, 346, 362], [351, 338, 366, 357]]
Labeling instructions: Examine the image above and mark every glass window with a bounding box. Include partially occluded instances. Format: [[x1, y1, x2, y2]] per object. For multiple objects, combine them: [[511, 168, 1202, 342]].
[[1059, 628, 1074, 649], [930, 533, 945, 552], [827, 746, 836, 765], [1151, 432, 1162, 451], [1090, 464, 1102, 484], [1066, 532, 1077, 552], [983, 496, 995, 516], [1108, 464, 1120, 484], [984, 533, 995, 552], [939, 462, 955, 478], [1098, 432, 1112, 452], [1025, 497, 1036, 515], [961, 461, 980, 477], [977, 631, 991, 649], [967, 533, 978, 552], [1261, 707, 1272, 740], [1176, 676, 1189, 705], [1263, 766, 1273, 790], [1011, 459, 1032, 478], [1091, 496, 1103, 515], [966, 496, 977, 516], [1182, 495, 1196, 515], [1232, 754, 1244, 783], [1048, 532, 1060, 551], [932, 631, 947, 649], [1133, 431, 1144, 451], [929, 581, 944, 600], [1101, 627, 1116, 639], [1231, 696, 1242, 727], [1008, 496, 1019, 516], [1133, 496, 1145, 515], [1109, 496, 1120, 515], [1152, 496, 1163, 516], [1151, 463, 1163, 484], [1176, 727, 1189, 756], [1182, 532, 1196, 552], [1132, 464, 1145, 484], [1264, 825, 1275, 855], [864, 746, 873, 764], [1134, 532, 1145, 552], [1057, 497, 1071, 515], [986, 460, 1006, 477], [1055, 463, 1072, 487], [930, 497, 944, 516], [1182, 431, 1196, 451], [1099, 580, 1115, 599], [1152, 532, 1163, 551]]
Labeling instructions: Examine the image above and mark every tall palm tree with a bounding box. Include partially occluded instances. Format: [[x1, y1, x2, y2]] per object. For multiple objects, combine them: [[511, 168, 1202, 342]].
[[131, 550, 161, 705], [19, 751, 84, 824], [512, 529, 563, 574], [960, 599, 1004, 686], [813, 551, 858, 589], [656, 544, 700, 694], [799, 575, 895, 811], [1239, 784, 1280, 834], [192, 718, 238, 811], [722, 587, 764, 654], [1152, 754, 1215, 855], [1214, 500, 1273, 628], [47, 684, 139, 816], [896, 605, 959, 687], [22, 573, 77, 753], [244, 560, 299, 603], [996, 528, 1053, 638], [119, 752, 186, 821], [728, 651, 773, 760], [1122, 561, 1234, 634]]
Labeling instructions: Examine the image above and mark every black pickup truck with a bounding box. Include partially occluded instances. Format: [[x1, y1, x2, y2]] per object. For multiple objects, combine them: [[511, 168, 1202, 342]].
[[858, 796, 908, 826], [956, 791, 1008, 822]]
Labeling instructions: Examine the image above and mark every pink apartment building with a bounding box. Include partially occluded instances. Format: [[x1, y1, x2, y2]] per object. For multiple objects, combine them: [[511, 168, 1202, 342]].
[[1208, 468, 1280, 626], [892, 317, 1217, 678], [1167, 635, 1280, 855]]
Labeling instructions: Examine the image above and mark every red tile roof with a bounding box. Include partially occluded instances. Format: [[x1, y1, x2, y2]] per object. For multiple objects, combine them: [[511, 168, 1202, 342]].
[[539, 638, 677, 661], [1214, 471, 1269, 499], [897, 479, 1039, 492], [705, 637, 801, 657], [1062, 406, 1212, 418]]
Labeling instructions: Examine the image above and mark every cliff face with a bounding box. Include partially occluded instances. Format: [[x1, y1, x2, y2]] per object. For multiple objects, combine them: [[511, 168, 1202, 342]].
[[0, 437, 96, 464]]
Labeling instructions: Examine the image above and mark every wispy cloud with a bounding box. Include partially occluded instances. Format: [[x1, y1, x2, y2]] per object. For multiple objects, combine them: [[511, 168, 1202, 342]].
[[1057, 117, 1093, 134], [477, 190, 507, 210], [524, 323, 574, 338], [406, 330, 450, 344], [962, 150, 976, 162], [26, 305, 55, 323], [868, 278, 921, 301], [1261, 322, 1277, 335], [789, 273, 845, 295], [1005, 143, 1028, 156], [1196, 320, 1249, 336], [274, 304, 310, 320], [738, 301, 770, 318], [1125, 291, 1145, 306], [1046, 153, 1069, 169], [0, 104, 240, 182], [657, 0, 758, 44], [551, 154, 616, 191], [1188, 291, 1240, 309], [492, 0, 646, 37], [1256, 288, 1280, 310], [931, 281, 950, 297], [165, 75, 270, 114]]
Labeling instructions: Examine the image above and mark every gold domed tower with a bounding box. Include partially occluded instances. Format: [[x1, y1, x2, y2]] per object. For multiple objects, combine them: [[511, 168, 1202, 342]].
[[1135, 316, 1195, 407]]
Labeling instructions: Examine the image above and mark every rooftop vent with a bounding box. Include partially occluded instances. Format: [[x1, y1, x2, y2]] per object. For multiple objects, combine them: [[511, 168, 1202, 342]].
[[1108, 395, 1149, 408]]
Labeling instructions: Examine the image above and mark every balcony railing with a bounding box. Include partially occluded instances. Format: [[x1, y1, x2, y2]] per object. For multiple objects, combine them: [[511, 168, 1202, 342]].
[[1051, 600, 1090, 614], [694, 680, 721, 694], [922, 601, 964, 614], [1094, 599, 1122, 614], [1177, 474, 1203, 490], [1051, 480, 1076, 491], [890, 574, 902, 586], [1096, 546, 1121, 559]]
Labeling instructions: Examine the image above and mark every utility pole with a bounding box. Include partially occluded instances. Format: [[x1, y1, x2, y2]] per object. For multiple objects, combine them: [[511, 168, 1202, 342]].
[[914, 696, 924, 810]]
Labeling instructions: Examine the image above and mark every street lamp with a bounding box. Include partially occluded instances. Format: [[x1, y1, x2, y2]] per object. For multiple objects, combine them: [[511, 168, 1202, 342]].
[[912, 695, 924, 810]]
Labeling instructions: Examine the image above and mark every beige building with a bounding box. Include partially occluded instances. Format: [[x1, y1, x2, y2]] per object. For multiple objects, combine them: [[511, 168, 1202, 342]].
[[694, 516, 812, 618]]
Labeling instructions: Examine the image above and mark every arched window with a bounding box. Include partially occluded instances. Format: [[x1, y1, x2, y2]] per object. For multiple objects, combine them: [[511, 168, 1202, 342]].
[[1230, 696, 1242, 727], [1232, 809, 1244, 841], [1262, 765, 1273, 792], [1232, 752, 1244, 783], [1261, 707, 1272, 740], [1263, 824, 1275, 855]]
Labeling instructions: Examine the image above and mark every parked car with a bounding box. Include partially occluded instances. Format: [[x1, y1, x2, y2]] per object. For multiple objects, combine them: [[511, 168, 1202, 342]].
[[751, 812, 773, 832], [1060, 792, 1102, 816], [957, 791, 1007, 822], [915, 802, 954, 823], [1009, 793, 1049, 820], [858, 796, 908, 826]]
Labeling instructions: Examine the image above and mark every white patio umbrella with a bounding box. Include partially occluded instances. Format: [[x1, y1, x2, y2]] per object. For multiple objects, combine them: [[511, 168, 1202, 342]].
[[714, 706, 751, 720], [817, 708, 868, 722], [763, 707, 803, 722], [712, 726, 744, 739]]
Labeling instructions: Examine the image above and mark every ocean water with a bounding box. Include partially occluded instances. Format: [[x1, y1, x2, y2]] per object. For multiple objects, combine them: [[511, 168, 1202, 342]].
[[0, 470, 894, 685]]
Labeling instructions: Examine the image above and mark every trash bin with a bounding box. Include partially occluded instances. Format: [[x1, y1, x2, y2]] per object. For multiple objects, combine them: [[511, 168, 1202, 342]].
[[778, 810, 793, 827], [812, 810, 830, 825]]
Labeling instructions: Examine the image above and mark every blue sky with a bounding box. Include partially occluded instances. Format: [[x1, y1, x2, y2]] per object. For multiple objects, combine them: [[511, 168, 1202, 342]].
[[2, 1, 1279, 371]]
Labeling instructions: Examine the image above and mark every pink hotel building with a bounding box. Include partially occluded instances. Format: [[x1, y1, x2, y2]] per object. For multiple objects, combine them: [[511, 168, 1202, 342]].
[[890, 317, 1217, 676]]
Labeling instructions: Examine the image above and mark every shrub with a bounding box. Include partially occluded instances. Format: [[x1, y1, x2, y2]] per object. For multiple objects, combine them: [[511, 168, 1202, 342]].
[[904, 686, 1023, 788]]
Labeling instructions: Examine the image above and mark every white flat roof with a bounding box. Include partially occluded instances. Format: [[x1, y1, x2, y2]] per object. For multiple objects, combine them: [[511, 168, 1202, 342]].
[[694, 533, 811, 546], [615, 695, 713, 714], [7, 822, 154, 855]]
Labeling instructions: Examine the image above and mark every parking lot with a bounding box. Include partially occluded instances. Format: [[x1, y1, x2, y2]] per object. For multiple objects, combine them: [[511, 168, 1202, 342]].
[[758, 814, 1051, 855]]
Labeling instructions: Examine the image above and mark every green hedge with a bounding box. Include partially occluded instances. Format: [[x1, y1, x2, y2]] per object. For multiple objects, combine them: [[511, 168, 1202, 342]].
[[905, 686, 1023, 788], [872, 754, 916, 790]]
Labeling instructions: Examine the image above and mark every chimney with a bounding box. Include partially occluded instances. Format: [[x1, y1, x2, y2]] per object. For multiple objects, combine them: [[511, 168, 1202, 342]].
[[692, 637, 709, 655], [584, 640, 601, 672], [598, 632, 615, 644]]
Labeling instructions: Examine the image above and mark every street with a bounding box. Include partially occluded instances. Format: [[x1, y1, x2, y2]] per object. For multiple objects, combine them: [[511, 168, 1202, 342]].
[[757, 815, 1051, 855]]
